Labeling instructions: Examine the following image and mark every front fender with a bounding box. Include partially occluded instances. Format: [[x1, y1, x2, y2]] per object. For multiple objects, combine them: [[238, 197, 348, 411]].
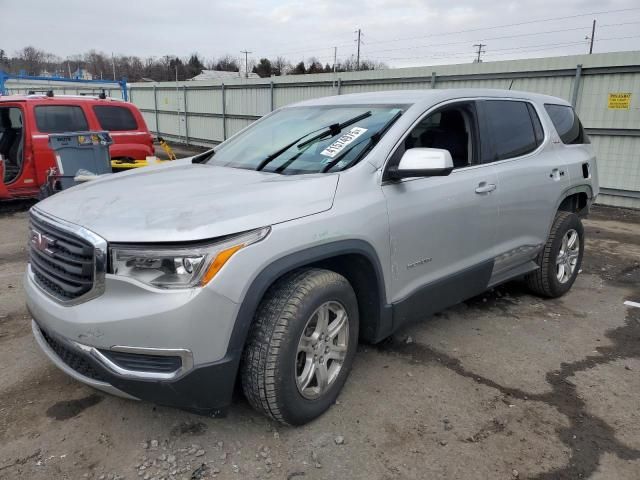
[[225, 239, 390, 357]]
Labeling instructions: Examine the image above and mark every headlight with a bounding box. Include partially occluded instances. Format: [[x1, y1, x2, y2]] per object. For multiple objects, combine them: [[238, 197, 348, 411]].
[[109, 227, 270, 289]]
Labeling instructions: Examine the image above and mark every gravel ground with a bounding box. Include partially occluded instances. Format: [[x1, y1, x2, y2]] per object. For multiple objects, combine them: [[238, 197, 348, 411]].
[[0, 203, 638, 480]]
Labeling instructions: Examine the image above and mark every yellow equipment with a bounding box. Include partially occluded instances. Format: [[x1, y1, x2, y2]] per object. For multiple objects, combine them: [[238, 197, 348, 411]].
[[110, 137, 177, 171], [158, 137, 177, 160]]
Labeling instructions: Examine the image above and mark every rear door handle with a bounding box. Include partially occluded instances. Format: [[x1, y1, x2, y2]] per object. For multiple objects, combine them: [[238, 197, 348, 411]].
[[475, 182, 496, 194]]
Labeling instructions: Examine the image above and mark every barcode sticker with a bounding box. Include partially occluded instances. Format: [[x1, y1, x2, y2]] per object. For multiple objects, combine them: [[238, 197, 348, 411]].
[[320, 127, 368, 158]]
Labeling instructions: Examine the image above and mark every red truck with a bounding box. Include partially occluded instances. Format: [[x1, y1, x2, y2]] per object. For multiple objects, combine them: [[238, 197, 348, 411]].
[[0, 94, 154, 200]]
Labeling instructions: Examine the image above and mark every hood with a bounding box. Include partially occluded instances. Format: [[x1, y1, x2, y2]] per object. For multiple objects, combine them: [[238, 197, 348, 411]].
[[36, 162, 339, 242]]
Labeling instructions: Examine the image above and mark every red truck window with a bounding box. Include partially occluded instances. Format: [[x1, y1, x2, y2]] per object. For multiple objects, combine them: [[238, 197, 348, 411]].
[[35, 105, 89, 133], [93, 105, 138, 131]]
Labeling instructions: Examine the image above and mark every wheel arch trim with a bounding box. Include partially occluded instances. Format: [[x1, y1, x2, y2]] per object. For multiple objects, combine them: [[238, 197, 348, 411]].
[[226, 239, 390, 357], [546, 184, 593, 237]]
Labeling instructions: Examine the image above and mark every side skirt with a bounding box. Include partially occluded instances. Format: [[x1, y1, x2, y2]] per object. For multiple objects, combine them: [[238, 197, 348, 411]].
[[487, 260, 539, 289], [391, 259, 494, 331]]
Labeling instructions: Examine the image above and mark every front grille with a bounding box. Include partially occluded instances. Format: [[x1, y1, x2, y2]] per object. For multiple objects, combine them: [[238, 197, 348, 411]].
[[100, 350, 182, 373], [39, 326, 107, 382], [29, 213, 95, 302]]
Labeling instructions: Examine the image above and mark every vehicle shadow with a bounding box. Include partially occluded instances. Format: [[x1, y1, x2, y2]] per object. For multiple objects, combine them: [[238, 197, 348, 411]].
[[0, 199, 37, 216]]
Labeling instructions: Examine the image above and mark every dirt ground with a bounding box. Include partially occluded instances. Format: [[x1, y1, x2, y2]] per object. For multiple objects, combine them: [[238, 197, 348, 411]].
[[0, 201, 639, 480]]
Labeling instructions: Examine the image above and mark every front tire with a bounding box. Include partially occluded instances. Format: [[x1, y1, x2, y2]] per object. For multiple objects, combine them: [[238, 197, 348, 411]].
[[241, 268, 359, 425], [526, 211, 584, 298]]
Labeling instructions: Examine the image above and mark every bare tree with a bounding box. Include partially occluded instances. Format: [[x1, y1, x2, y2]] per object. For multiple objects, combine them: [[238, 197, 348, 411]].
[[271, 56, 290, 76], [15, 46, 47, 75], [214, 55, 240, 72]]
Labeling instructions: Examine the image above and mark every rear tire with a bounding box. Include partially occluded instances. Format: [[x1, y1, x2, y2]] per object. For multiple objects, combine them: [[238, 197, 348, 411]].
[[241, 268, 359, 425], [526, 211, 584, 298]]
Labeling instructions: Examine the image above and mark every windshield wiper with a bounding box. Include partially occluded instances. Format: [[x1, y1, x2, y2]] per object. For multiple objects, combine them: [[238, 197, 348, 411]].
[[255, 111, 372, 172], [321, 110, 403, 173]]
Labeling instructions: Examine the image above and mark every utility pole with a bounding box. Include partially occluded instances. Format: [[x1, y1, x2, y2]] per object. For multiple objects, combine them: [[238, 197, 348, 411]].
[[473, 43, 486, 63], [175, 64, 182, 144], [240, 50, 252, 78], [588, 19, 596, 54], [333, 46, 337, 88], [355, 29, 362, 70], [111, 52, 116, 80]]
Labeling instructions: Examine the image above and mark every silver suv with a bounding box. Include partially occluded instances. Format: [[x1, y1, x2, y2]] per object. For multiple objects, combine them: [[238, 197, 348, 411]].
[[25, 89, 598, 425]]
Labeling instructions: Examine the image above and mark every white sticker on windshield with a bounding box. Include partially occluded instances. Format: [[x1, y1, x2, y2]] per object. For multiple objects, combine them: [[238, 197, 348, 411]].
[[320, 127, 368, 158]]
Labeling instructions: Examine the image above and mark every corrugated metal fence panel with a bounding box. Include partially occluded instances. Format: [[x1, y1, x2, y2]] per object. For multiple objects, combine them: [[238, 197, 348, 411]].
[[157, 112, 185, 140], [226, 117, 255, 138], [273, 84, 336, 108], [438, 78, 509, 89], [186, 88, 222, 114], [590, 135, 640, 193], [188, 115, 224, 143], [140, 111, 157, 133], [128, 88, 154, 110], [225, 87, 271, 116], [155, 88, 183, 113], [513, 76, 573, 101], [342, 81, 429, 94], [578, 73, 640, 128]]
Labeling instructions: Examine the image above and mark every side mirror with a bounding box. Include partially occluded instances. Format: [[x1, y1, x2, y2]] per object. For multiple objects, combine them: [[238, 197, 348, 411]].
[[388, 148, 454, 179]]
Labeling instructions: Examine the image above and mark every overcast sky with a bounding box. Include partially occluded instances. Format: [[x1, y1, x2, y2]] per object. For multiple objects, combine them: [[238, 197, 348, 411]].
[[2, 0, 640, 68]]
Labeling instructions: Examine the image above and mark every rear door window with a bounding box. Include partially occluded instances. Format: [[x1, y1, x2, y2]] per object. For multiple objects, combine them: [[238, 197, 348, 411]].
[[544, 104, 589, 144], [482, 100, 539, 161], [93, 105, 138, 131], [35, 105, 89, 133]]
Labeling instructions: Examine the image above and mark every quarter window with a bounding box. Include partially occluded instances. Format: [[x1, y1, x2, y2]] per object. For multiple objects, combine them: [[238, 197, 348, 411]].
[[35, 105, 89, 133], [93, 105, 138, 131], [544, 104, 589, 144], [527, 103, 545, 146], [483, 100, 538, 161]]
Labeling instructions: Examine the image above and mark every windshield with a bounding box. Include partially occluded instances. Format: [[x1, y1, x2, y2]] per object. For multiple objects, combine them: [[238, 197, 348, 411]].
[[205, 105, 405, 174]]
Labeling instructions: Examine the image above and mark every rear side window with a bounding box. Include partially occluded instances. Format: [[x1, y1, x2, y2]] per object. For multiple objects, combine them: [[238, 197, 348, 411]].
[[93, 105, 138, 131], [483, 100, 538, 161], [544, 104, 589, 144], [35, 105, 89, 133]]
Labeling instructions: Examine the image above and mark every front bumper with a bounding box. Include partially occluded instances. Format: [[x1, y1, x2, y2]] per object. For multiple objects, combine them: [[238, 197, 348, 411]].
[[25, 262, 243, 414], [31, 319, 239, 415]]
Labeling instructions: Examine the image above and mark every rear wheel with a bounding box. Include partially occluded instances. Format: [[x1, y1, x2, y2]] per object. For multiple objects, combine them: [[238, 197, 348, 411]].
[[241, 268, 359, 425], [526, 211, 584, 298]]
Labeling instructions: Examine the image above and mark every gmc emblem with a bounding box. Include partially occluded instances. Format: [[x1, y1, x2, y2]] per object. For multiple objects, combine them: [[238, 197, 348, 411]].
[[30, 229, 56, 255]]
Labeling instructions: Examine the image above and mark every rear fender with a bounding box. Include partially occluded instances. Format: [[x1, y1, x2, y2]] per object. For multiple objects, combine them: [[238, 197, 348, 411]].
[[109, 144, 153, 160]]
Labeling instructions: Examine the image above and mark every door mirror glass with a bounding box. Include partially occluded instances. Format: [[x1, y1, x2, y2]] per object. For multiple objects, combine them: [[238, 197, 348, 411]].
[[389, 148, 454, 179]]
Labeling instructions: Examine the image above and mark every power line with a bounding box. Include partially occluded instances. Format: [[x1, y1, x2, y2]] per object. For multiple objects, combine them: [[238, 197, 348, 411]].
[[373, 34, 640, 62], [254, 8, 640, 61], [258, 17, 640, 65], [239, 9, 640, 69], [362, 20, 640, 56], [363, 6, 640, 46]]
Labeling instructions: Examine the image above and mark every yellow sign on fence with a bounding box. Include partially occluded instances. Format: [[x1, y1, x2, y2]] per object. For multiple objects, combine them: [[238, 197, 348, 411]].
[[607, 92, 632, 110]]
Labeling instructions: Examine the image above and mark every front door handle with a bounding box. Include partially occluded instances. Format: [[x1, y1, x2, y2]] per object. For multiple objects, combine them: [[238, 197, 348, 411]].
[[475, 182, 496, 194]]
